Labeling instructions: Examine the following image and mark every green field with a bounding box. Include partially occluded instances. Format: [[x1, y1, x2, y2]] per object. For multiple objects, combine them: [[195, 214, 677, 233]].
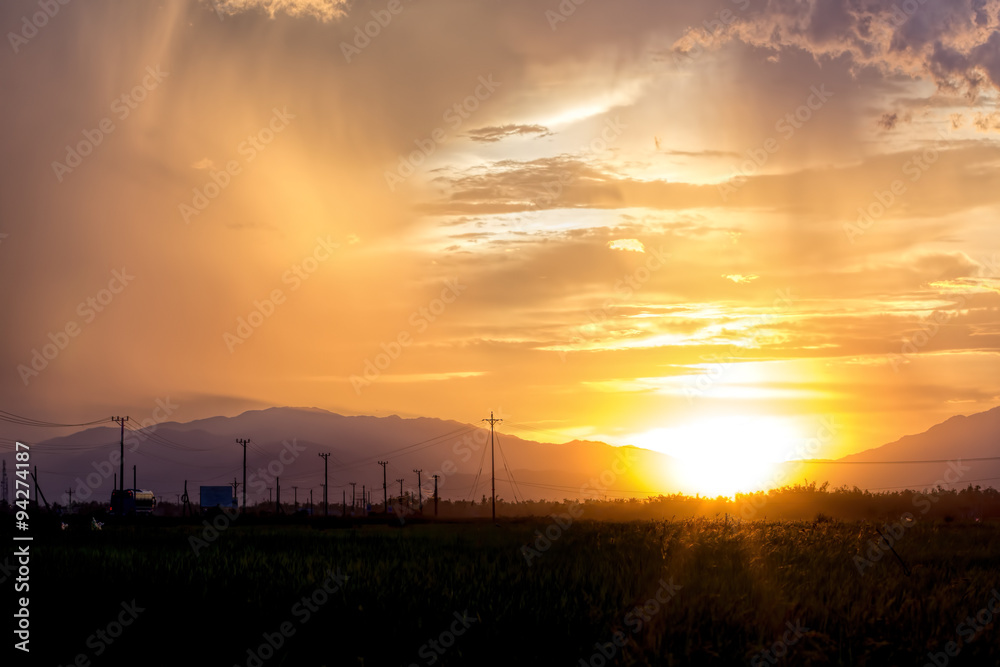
[[15, 516, 1000, 666]]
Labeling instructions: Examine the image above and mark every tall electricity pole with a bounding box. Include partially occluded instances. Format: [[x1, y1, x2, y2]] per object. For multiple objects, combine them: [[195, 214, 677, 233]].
[[112, 416, 129, 513], [413, 469, 423, 512], [236, 438, 249, 512], [396, 478, 405, 506], [349, 482, 356, 509], [276, 477, 281, 514], [293, 486, 298, 512], [432, 474, 439, 517], [482, 411, 502, 522], [378, 461, 388, 513], [319, 453, 331, 516]]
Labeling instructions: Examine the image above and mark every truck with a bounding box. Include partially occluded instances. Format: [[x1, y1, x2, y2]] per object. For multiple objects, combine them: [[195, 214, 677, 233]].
[[109, 489, 156, 515]]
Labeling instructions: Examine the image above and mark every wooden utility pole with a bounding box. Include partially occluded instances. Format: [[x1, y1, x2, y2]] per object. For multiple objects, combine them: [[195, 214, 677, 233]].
[[293, 486, 298, 512], [112, 416, 129, 514], [396, 478, 405, 506], [236, 438, 249, 511], [413, 469, 423, 512], [349, 482, 356, 509], [319, 453, 331, 516], [432, 474, 439, 516], [482, 412, 502, 522], [378, 461, 388, 513]]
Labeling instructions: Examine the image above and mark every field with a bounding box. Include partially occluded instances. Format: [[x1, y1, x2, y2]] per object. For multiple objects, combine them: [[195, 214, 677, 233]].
[[13, 516, 1000, 666]]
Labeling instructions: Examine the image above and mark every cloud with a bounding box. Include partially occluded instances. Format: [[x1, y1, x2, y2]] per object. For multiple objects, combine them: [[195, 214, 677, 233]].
[[723, 274, 758, 284], [687, 0, 1000, 93], [608, 239, 646, 253], [466, 124, 552, 143], [877, 112, 899, 130], [210, 0, 347, 21]]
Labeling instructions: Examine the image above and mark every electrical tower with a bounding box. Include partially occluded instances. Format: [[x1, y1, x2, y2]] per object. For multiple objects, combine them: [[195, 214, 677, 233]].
[[319, 453, 331, 516], [413, 469, 423, 512], [482, 411, 502, 521], [378, 461, 388, 513], [112, 416, 129, 513], [236, 438, 249, 511]]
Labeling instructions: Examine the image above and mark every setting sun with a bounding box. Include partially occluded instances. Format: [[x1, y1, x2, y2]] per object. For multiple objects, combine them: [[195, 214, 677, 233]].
[[629, 415, 804, 497]]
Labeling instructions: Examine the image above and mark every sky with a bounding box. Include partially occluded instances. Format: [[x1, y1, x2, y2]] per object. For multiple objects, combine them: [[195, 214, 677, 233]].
[[1, 0, 999, 484]]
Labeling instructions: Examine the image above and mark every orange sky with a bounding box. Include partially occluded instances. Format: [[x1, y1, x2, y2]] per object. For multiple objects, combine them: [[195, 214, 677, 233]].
[[2, 0, 999, 469]]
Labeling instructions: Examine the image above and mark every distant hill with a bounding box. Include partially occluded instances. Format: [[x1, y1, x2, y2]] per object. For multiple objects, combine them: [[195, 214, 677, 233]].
[[794, 405, 1000, 493], [23, 404, 1000, 508], [30, 406, 676, 507]]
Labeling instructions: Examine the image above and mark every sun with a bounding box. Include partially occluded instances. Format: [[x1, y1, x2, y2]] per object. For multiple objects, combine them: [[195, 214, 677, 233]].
[[629, 415, 803, 498]]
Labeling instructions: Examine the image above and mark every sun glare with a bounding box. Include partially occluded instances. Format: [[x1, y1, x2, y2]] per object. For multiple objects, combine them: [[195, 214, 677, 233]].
[[630, 415, 803, 498]]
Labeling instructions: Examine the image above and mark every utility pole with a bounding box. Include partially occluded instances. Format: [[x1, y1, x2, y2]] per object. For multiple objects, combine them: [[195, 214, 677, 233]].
[[432, 474, 439, 517], [349, 482, 356, 509], [66, 487, 73, 508], [396, 478, 405, 506], [293, 486, 298, 512], [378, 461, 388, 513], [133, 464, 136, 491], [112, 416, 129, 513], [276, 477, 282, 514], [236, 438, 249, 512], [362, 484, 366, 510], [319, 453, 331, 516], [413, 469, 423, 512], [309, 489, 313, 514], [267, 487, 272, 505], [482, 411, 502, 522], [232, 478, 240, 508]]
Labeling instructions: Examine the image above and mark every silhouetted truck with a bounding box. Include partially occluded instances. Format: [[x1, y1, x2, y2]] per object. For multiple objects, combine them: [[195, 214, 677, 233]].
[[200, 485, 237, 512], [109, 489, 156, 515]]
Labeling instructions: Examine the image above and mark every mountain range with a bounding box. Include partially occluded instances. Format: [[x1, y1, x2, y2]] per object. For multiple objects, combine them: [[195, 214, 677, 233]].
[[15, 404, 1000, 508]]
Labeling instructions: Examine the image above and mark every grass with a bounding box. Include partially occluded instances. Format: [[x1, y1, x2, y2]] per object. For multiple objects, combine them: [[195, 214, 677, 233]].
[[14, 517, 1000, 666]]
